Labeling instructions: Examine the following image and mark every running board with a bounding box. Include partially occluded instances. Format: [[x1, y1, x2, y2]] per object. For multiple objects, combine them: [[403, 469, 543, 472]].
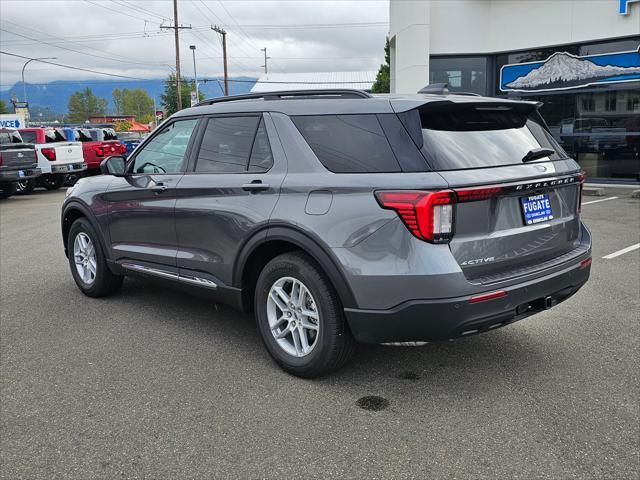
[[121, 263, 217, 289]]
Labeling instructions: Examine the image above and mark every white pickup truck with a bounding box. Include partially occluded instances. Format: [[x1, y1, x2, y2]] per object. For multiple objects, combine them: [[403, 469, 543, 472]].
[[17, 127, 86, 193]]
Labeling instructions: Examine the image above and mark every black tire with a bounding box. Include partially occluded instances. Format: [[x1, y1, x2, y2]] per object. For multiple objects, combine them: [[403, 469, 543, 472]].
[[67, 218, 124, 297], [40, 174, 66, 190], [65, 174, 80, 186], [0, 182, 17, 200], [255, 252, 356, 378], [15, 179, 35, 195]]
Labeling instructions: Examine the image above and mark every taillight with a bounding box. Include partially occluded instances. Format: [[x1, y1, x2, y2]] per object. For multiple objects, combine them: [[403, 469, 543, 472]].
[[119, 143, 127, 154], [92, 145, 104, 157], [455, 186, 503, 203], [41, 147, 56, 161], [375, 190, 454, 243], [577, 171, 586, 213], [0, 152, 3, 166]]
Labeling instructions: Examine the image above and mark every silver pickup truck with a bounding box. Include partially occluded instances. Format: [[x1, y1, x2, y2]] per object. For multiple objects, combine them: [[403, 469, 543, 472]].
[[0, 129, 41, 200]]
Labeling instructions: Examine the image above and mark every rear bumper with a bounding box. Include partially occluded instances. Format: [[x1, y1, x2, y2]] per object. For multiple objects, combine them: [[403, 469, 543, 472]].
[[50, 163, 87, 174], [344, 255, 591, 344], [0, 167, 42, 182]]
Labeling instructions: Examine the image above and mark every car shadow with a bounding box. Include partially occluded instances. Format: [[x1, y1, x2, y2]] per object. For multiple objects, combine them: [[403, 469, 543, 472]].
[[109, 275, 565, 397]]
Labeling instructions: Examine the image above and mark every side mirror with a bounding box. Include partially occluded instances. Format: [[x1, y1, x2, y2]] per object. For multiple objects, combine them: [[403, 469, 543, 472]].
[[100, 156, 127, 177]]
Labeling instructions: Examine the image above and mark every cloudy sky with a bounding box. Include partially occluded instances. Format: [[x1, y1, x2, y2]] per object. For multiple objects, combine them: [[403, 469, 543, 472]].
[[0, 0, 390, 89]]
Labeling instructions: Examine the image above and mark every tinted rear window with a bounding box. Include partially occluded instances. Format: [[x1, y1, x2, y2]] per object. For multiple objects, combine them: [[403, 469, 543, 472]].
[[415, 105, 568, 170], [292, 115, 401, 173], [19, 131, 37, 143]]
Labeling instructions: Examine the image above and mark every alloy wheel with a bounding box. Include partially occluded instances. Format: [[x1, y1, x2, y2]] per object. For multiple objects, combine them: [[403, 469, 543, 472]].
[[267, 276, 320, 357], [73, 232, 97, 285]]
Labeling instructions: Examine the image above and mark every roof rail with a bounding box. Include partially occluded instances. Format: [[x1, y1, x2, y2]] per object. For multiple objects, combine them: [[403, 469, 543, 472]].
[[195, 89, 372, 106], [417, 83, 481, 97]]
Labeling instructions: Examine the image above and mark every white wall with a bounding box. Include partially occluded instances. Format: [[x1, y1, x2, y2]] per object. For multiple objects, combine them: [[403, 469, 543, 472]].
[[390, 0, 640, 92]]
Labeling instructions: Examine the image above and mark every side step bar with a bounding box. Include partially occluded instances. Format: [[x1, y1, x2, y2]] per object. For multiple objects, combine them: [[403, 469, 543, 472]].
[[121, 263, 217, 289]]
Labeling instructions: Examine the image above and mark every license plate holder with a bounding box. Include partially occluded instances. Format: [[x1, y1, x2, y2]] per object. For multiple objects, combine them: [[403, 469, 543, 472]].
[[520, 193, 553, 225]]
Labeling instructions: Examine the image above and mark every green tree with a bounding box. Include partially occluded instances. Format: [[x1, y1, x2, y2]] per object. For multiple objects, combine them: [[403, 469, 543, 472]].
[[112, 88, 154, 119], [67, 88, 108, 122], [0, 99, 9, 114], [160, 74, 202, 116], [371, 37, 390, 94]]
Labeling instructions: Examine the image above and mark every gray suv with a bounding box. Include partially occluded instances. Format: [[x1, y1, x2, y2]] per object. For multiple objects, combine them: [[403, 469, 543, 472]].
[[62, 89, 592, 377]]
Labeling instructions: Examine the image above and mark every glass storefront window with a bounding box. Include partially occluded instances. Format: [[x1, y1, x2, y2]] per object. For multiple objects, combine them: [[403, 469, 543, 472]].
[[429, 56, 488, 95], [494, 37, 640, 182]]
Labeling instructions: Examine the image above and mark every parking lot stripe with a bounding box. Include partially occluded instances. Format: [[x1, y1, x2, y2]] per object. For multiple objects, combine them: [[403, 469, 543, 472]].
[[602, 243, 640, 260], [582, 196, 619, 206]]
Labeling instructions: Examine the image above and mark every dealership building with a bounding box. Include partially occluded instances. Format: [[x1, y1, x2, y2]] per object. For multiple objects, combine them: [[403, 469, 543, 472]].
[[389, 0, 640, 182]]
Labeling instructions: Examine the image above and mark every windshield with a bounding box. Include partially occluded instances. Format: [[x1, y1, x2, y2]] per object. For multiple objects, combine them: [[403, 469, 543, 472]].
[[76, 129, 93, 142], [45, 129, 67, 143], [415, 105, 568, 170]]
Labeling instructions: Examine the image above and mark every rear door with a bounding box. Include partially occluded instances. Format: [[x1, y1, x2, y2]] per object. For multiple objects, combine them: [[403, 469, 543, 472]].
[[403, 101, 584, 282], [174, 113, 286, 288]]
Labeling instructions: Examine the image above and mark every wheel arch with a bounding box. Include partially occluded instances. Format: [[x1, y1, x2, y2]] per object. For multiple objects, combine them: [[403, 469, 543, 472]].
[[61, 202, 108, 261], [235, 226, 357, 312]]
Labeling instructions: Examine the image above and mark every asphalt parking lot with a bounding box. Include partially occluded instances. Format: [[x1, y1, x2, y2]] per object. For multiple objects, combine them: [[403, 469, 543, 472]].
[[1, 188, 639, 479]]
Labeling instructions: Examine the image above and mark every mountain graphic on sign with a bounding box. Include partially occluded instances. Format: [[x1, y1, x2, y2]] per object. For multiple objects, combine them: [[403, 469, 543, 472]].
[[506, 52, 640, 90]]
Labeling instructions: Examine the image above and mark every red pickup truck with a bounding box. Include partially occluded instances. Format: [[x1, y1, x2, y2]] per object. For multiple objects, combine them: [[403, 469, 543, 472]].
[[68, 128, 126, 173]]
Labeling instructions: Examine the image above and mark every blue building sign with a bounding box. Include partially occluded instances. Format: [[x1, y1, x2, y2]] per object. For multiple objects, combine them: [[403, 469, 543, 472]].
[[499, 47, 640, 92], [619, 0, 640, 14]]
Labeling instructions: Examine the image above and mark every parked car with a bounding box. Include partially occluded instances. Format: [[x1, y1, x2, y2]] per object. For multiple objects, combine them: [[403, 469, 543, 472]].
[[62, 89, 592, 377], [0, 129, 41, 199], [116, 131, 146, 158], [17, 127, 86, 193], [68, 127, 126, 174]]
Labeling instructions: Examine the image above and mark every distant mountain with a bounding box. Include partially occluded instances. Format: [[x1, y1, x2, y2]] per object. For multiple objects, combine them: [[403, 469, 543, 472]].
[[0, 77, 257, 115], [506, 52, 640, 90]]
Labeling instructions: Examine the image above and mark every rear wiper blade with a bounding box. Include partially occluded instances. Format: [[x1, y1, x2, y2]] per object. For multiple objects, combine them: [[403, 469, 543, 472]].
[[522, 147, 555, 163]]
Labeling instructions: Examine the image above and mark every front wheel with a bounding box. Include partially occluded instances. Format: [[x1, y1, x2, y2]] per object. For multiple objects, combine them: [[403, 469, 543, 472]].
[[255, 252, 356, 378], [68, 218, 124, 297], [40, 174, 66, 190], [0, 182, 17, 200]]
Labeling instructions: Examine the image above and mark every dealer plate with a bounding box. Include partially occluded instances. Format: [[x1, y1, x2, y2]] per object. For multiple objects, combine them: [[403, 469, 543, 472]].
[[520, 193, 553, 225]]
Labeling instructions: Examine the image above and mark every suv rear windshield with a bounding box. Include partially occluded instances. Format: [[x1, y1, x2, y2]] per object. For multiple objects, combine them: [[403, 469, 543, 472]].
[[410, 104, 568, 171]]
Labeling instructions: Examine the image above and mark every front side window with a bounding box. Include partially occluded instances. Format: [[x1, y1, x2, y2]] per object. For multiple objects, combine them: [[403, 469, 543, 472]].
[[132, 119, 197, 174]]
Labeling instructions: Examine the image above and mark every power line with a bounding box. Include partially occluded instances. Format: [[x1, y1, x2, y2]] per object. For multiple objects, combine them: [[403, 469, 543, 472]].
[[84, 0, 151, 23], [0, 51, 152, 81]]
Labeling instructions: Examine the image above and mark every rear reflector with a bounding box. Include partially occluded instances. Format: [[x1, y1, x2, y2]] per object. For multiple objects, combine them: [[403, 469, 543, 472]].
[[579, 257, 592, 269], [577, 170, 586, 213], [469, 290, 507, 304], [375, 190, 454, 243]]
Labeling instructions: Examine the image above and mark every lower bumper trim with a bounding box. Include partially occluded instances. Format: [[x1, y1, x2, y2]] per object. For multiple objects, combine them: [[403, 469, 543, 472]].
[[344, 259, 590, 344]]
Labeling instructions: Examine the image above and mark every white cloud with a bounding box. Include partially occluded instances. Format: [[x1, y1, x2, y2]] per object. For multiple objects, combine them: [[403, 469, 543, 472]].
[[0, 0, 389, 87]]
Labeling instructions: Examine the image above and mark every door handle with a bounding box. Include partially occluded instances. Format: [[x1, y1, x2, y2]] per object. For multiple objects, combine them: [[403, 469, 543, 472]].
[[242, 180, 270, 192], [151, 182, 169, 194]]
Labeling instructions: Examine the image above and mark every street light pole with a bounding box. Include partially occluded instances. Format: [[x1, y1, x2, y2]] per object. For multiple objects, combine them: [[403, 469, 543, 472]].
[[21, 57, 56, 121], [189, 45, 198, 105]]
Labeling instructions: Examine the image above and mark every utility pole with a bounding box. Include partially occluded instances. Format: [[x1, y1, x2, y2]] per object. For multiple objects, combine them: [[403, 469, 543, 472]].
[[161, 0, 191, 111], [212, 26, 228, 96], [260, 47, 270, 75]]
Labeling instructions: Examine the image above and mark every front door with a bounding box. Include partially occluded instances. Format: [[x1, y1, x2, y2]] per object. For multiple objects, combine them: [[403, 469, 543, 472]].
[[174, 113, 286, 288], [106, 118, 199, 268]]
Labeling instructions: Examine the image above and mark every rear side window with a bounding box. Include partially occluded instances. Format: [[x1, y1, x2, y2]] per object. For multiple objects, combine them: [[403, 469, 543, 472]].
[[19, 131, 36, 143], [292, 115, 401, 173], [412, 104, 568, 170], [196, 116, 259, 173]]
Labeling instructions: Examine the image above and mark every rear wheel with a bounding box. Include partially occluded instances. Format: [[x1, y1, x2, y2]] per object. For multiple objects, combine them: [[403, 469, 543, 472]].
[[15, 179, 35, 195], [0, 182, 17, 200], [255, 252, 356, 378], [40, 174, 66, 190], [68, 218, 123, 297]]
